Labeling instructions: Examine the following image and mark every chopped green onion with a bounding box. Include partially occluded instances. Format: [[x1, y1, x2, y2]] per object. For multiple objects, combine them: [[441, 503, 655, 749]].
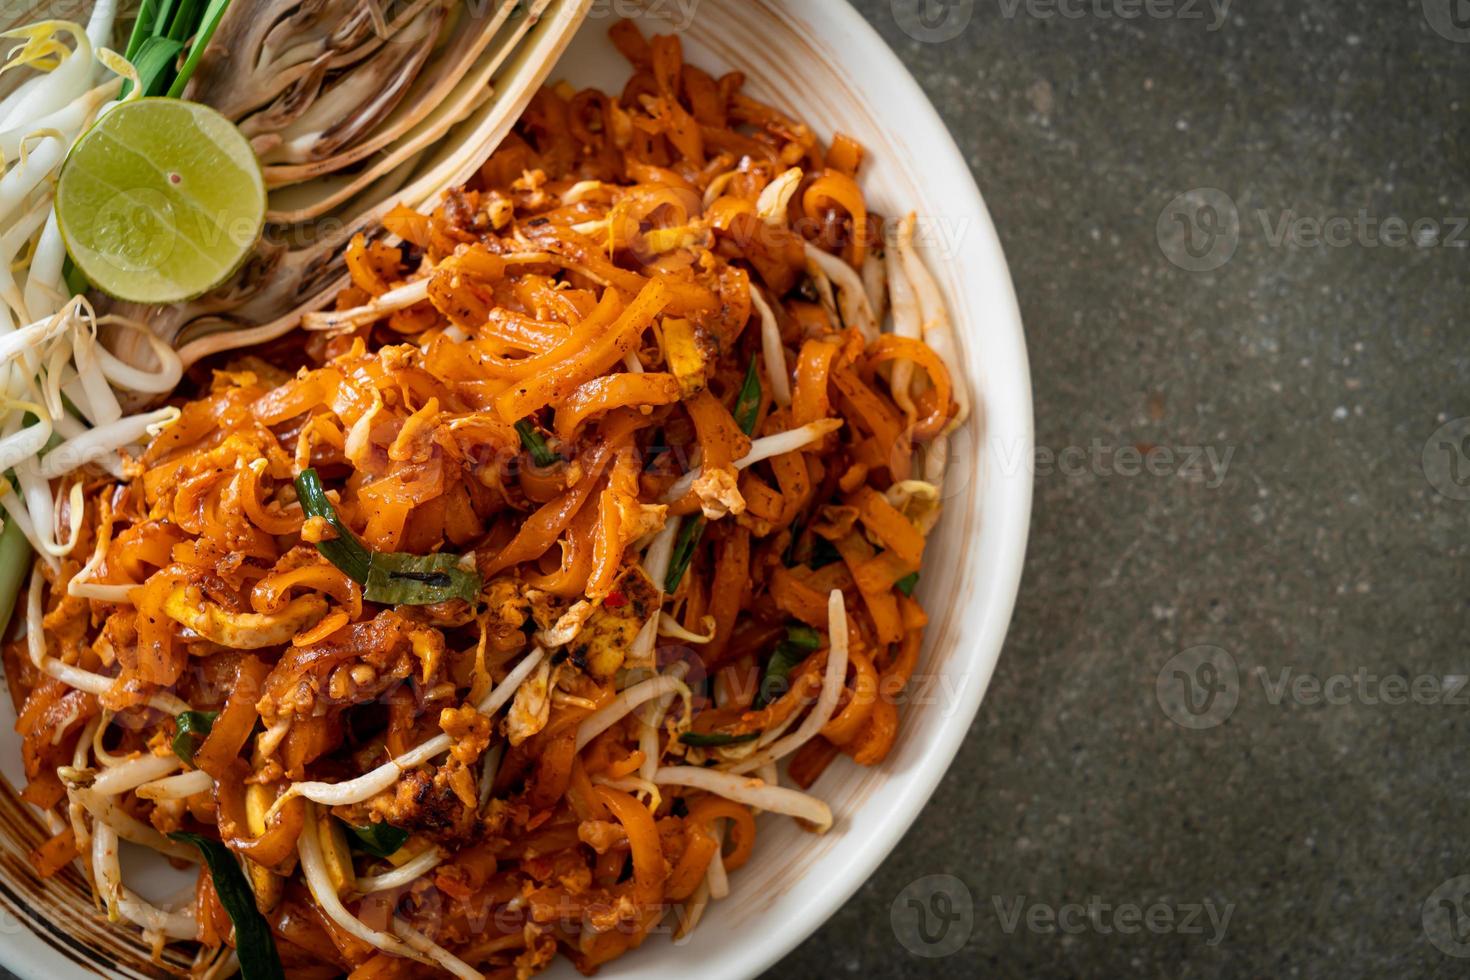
[[754, 626, 825, 710], [120, 0, 234, 99], [515, 419, 560, 467], [165, 0, 234, 99], [294, 469, 481, 606], [346, 821, 410, 859], [784, 625, 823, 652], [126, 35, 185, 97], [895, 572, 919, 597], [294, 469, 371, 582], [733, 354, 762, 436], [171, 710, 218, 765], [164, 0, 203, 42], [664, 516, 705, 593], [782, 523, 810, 567], [366, 552, 480, 606], [123, 0, 162, 60], [0, 515, 29, 642], [680, 731, 761, 748], [169, 833, 285, 980], [61, 258, 89, 298]]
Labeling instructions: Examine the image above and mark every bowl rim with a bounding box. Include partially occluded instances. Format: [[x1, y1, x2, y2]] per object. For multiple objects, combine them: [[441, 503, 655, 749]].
[[706, 2, 1034, 976]]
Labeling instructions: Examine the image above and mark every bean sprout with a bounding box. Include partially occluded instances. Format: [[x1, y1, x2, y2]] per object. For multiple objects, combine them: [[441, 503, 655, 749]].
[[356, 847, 446, 896], [653, 767, 832, 832], [135, 769, 213, 801], [576, 674, 690, 751], [274, 648, 545, 812], [299, 802, 428, 964], [729, 590, 849, 775], [805, 243, 878, 341], [661, 419, 843, 504], [750, 287, 793, 407]]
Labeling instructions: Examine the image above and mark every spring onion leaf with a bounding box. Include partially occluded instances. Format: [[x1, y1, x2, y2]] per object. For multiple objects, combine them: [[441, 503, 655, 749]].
[[784, 625, 823, 652], [680, 731, 761, 748], [165, 0, 203, 42], [895, 572, 919, 597], [293, 469, 371, 582], [169, 833, 285, 980], [515, 419, 560, 467], [733, 355, 762, 436], [123, 0, 162, 60], [366, 552, 480, 607], [346, 821, 410, 859], [171, 710, 218, 764], [62, 258, 88, 297], [753, 626, 824, 709], [294, 469, 481, 606], [0, 516, 29, 641], [664, 516, 705, 593], [166, 0, 235, 99], [150, 0, 181, 41], [121, 0, 234, 98], [126, 35, 186, 98], [0, 428, 68, 640]]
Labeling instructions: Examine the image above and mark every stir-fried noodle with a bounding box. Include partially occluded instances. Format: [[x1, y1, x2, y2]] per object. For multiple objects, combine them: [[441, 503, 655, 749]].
[[10, 22, 965, 978]]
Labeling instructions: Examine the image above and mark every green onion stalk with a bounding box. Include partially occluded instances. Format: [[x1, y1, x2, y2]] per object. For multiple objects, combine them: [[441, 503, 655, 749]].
[[0, 514, 30, 641]]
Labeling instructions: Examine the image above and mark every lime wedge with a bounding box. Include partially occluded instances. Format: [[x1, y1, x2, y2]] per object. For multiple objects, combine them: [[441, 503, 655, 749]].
[[55, 98, 264, 305]]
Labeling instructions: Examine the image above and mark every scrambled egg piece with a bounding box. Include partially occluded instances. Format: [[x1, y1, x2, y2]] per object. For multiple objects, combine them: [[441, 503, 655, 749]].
[[441, 705, 492, 767], [661, 317, 718, 396], [534, 599, 596, 648], [506, 658, 555, 746], [643, 223, 711, 255], [693, 467, 745, 520], [525, 588, 572, 634], [565, 566, 659, 679], [163, 586, 326, 649], [613, 497, 668, 548]]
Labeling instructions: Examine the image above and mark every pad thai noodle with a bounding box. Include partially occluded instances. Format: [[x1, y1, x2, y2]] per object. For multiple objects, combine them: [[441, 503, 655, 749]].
[[8, 21, 967, 979]]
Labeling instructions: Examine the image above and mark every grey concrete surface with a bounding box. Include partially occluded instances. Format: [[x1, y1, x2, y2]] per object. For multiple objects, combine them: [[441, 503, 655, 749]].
[[766, 1, 1470, 978]]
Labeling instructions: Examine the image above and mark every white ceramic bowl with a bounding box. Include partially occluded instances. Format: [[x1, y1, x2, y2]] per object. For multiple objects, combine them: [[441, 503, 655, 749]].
[[0, 1, 1031, 977]]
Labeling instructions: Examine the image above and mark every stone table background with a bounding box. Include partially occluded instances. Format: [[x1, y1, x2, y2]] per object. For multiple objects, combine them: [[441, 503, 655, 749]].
[[3, 2, 1467, 979], [767, 1, 1470, 978]]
